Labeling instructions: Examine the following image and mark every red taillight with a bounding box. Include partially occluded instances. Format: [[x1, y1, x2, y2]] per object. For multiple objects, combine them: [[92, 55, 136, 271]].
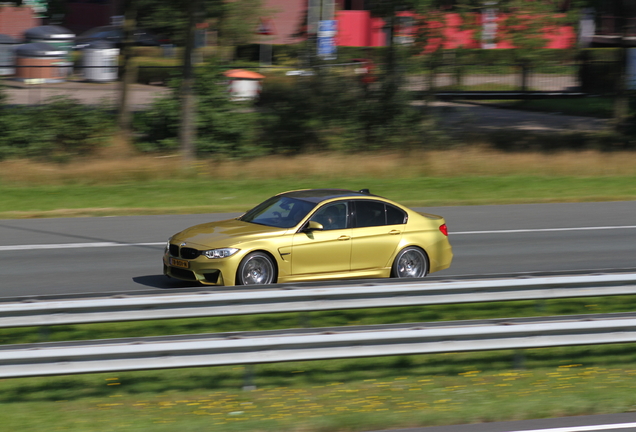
[[439, 223, 448, 236]]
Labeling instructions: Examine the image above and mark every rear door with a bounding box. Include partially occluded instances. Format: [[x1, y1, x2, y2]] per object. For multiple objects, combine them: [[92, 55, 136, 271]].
[[350, 200, 406, 271]]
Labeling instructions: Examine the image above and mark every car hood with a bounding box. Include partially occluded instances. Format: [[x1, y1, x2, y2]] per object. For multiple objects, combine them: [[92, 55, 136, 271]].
[[171, 218, 287, 248]]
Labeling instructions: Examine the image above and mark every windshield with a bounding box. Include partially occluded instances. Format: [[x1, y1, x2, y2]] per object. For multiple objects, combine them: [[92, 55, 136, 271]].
[[239, 196, 316, 228]]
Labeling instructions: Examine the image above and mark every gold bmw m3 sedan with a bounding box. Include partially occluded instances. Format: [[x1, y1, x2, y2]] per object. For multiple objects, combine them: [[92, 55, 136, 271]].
[[163, 189, 452, 286]]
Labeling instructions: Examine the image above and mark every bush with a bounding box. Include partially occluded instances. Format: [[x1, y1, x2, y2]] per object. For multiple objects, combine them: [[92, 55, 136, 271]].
[[233, 43, 389, 68], [137, 65, 180, 85], [256, 58, 433, 153], [0, 96, 114, 161], [134, 60, 259, 157]]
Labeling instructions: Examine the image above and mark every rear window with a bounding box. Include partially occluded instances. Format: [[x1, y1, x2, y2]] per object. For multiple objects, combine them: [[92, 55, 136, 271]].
[[386, 204, 407, 225], [354, 201, 407, 227]]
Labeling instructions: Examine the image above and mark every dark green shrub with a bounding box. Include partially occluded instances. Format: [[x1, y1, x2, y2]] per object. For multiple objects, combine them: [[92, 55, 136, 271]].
[[0, 96, 114, 161], [256, 57, 432, 153], [137, 65, 180, 85], [134, 60, 259, 157]]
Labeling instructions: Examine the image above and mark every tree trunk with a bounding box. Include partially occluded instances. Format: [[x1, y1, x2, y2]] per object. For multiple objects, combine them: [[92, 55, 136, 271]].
[[382, 6, 398, 107], [179, 0, 199, 168], [115, 0, 137, 155], [614, 0, 630, 132]]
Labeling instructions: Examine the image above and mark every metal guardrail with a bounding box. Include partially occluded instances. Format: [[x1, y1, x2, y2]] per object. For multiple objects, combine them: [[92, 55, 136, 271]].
[[1, 273, 635, 328], [1, 312, 636, 378]]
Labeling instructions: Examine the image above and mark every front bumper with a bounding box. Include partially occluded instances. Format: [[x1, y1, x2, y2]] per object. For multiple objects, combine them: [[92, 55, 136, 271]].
[[163, 253, 239, 286]]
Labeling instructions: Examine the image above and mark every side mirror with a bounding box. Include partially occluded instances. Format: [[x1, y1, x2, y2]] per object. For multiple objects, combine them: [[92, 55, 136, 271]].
[[305, 221, 324, 231]]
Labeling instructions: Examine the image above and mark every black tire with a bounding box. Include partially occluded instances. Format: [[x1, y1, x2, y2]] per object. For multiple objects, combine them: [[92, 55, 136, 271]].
[[236, 252, 277, 285], [392, 246, 428, 278]]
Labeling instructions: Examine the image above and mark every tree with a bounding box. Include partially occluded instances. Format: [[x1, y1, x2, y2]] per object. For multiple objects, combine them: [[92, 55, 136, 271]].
[[134, 61, 257, 158], [115, 0, 265, 163], [215, 0, 266, 61], [133, 0, 266, 57], [116, 0, 137, 155]]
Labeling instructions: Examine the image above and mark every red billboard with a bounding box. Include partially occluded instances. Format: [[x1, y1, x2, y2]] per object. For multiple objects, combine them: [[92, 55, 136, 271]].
[[336, 10, 575, 50]]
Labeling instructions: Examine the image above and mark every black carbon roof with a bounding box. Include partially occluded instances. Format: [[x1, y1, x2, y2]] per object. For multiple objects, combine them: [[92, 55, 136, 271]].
[[280, 189, 374, 203]]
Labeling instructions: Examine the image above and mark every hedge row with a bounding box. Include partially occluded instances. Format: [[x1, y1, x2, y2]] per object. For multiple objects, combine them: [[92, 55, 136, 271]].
[[0, 96, 114, 162], [0, 49, 632, 162]]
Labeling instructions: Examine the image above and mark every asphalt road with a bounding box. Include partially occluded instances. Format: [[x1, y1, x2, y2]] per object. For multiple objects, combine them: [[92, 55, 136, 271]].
[[375, 411, 636, 432], [1, 201, 635, 298]]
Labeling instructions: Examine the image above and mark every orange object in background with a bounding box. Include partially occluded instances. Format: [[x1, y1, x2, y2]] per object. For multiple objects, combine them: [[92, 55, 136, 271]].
[[223, 69, 266, 101], [224, 69, 265, 80]]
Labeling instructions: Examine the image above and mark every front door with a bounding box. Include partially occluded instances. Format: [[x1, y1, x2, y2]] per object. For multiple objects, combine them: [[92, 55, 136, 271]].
[[291, 202, 351, 275]]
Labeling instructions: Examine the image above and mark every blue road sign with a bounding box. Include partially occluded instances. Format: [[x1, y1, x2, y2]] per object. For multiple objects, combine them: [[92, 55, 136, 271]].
[[318, 20, 337, 36], [317, 20, 337, 60]]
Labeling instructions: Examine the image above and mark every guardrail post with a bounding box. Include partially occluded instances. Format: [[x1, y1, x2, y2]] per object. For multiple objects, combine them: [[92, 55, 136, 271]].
[[514, 350, 525, 370], [535, 300, 546, 313], [39, 326, 50, 342], [299, 312, 311, 328], [243, 365, 256, 391]]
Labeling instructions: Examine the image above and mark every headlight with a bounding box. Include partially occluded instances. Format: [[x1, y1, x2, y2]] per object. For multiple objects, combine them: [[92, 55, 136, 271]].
[[202, 248, 239, 259]]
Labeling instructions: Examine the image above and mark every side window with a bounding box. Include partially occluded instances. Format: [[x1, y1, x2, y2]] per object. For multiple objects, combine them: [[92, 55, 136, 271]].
[[355, 201, 386, 228], [386, 204, 407, 225], [310, 202, 348, 230]]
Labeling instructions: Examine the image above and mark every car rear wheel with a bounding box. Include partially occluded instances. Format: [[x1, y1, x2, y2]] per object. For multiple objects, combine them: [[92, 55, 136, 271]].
[[392, 247, 428, 278], [236, 252, 276, 285]]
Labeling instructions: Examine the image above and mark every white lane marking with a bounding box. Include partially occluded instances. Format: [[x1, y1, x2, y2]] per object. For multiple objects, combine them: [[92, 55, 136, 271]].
[[0, 242, 164, 251], [502, 421, 636, 432], [453, 225, 636, 235], [2, 225, 636, 251]]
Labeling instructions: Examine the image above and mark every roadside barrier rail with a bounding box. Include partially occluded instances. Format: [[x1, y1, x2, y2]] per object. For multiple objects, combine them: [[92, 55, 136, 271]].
[[1, 312, 635, 378], [1, 273, 635, 328]]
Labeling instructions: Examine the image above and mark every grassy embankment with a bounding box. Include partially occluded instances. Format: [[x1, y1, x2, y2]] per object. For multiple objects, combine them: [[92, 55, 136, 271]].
[[1, 148, 636, 218], [1, 146, 636, 431]]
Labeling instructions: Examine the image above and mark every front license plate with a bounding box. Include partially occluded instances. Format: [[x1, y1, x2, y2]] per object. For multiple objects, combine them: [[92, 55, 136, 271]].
[[170, 258, 189, 269]]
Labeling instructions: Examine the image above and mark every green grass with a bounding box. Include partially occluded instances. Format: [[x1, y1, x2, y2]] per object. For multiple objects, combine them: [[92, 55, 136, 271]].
[[2, 176, 636, 218], [2, 355, 636, 432]]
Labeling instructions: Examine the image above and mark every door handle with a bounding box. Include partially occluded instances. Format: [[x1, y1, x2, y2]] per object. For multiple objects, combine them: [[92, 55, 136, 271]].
[[389, 230, 401, 235], [338, 235, 351, 241]]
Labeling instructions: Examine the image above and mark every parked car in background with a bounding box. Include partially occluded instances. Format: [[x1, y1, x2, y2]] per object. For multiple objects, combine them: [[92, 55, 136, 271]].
[[73, 25, 170, 49]]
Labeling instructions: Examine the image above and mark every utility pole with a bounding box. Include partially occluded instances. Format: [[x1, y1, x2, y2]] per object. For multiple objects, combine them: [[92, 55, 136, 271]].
[[306, 0, 320, 67]]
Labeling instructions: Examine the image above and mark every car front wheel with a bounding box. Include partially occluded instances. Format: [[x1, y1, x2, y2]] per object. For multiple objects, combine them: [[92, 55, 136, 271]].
[[236, 252, 276, 285], [392, 247, 428, 278]]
